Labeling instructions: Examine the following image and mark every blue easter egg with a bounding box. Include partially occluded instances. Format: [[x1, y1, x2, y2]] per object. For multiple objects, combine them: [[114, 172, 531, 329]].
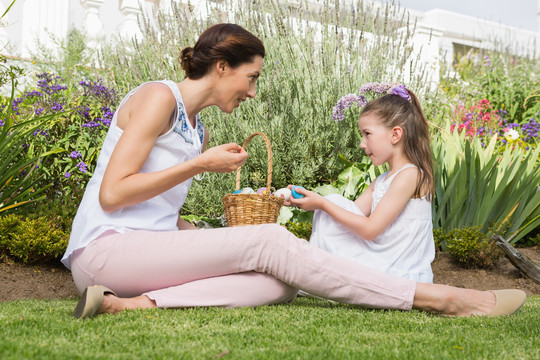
[[291, 186, 306, 199], [232, 189, 242, 194]]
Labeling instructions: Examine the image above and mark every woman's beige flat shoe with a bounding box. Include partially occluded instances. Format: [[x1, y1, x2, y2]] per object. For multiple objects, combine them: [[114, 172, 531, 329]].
[[486, 289, 527, 317], [73, 285, 117, 319]]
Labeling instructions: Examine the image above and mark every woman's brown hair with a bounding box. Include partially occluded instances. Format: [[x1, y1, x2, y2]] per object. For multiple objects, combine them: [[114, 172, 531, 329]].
[[360, 90, 434, 200], [180, 23, 265, 79]]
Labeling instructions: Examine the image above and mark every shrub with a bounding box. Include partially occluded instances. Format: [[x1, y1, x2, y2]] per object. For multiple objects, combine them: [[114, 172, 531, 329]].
[[443, 226, 503, 268], [14, 195, 76, 233], [285, 221, 312, 241], [0, 214, 68, 263], [433, 228, 451, 251]]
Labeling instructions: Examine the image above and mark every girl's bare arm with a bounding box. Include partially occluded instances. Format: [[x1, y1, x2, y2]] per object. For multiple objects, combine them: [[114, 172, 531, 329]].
[[290, 168, 419, 240]]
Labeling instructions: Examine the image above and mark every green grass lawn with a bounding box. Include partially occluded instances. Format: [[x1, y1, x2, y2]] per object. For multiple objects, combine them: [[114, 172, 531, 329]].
[[1, 296, 538, 359]]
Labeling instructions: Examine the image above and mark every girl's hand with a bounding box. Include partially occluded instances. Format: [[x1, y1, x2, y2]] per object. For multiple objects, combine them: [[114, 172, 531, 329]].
[[196, 143, 248, 173], [284, 185, 324, 211]]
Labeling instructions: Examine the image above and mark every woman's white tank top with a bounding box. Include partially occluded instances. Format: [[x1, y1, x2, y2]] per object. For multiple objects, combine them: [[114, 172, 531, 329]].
[[61, 80, 204, 269]]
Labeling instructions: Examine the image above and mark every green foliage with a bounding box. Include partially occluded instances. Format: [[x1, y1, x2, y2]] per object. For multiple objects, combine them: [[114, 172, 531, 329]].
[[518, 228, 540, 247], [432, 123, 540, 245], [14, 195, 76, 233], [432, 228, 450, 251], [180, 214, 223, 228], [97, 0, 429, 215], [277, 206, 313, 225], [0, 61, 66, 213], [284, 221, 312, 241], [442, 226, 503, 269], [9, 72, 117, 205], [0, 214, 68, 263], [440, 50, 539, 125], [313, 153, 378, 200]]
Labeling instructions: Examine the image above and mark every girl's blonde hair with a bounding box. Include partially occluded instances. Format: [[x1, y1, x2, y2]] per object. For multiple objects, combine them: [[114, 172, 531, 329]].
[[360, 89, 434, 200]]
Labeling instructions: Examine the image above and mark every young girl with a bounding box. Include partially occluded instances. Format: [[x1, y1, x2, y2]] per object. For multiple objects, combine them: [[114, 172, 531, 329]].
[[287, 85, 435, 283], [64, 24, 524, 319]]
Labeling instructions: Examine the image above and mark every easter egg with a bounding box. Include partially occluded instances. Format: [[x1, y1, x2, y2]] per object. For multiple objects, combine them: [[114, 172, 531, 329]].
[[257, 187, 268, 195], [241, 187, 255, 194], [291, 186, 306, 199], [232, 189, 242, 194], [274, 188, 291, 200]]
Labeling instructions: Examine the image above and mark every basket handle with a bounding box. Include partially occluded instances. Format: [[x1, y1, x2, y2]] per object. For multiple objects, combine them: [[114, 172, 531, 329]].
[[235, 132, 273, 194]]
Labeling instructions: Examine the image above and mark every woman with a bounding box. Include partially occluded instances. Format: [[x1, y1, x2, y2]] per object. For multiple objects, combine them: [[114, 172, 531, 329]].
[[63, 23, 525, 319]]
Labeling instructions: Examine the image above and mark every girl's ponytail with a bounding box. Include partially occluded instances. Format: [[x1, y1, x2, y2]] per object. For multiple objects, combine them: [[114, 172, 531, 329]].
[[405, 90, 434, 200], [361, 89, 434, 199]]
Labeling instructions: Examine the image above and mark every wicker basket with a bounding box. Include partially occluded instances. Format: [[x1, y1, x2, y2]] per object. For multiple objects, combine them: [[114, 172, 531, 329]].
[[222, 132, 284, 227]]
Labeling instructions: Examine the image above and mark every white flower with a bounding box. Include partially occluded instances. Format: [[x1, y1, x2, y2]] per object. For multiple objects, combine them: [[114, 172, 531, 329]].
[[504, 129, 520, 141]]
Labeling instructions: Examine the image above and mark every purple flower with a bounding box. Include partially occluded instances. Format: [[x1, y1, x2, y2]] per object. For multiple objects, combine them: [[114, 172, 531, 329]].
[[76, 161, 88, 174], [332, 94, 367, 121], [359, 82, 410, 101], [69, 151, 82, 158], [51, 102, 64, 112], [82, 120, 102, 128], [33, 129, 48, 136], [80, 78, 117, 104], [77, 106, 91, 119], [332, 82, 411, 121], [65, 172, 71, 178], [101, 117, 111, 127]]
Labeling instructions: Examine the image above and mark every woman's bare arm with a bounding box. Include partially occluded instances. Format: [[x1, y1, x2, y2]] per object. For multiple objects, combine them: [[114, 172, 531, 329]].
[[99, 83, 247, 212]]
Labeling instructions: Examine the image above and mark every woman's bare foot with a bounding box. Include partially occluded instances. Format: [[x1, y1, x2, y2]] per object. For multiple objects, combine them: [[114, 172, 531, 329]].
[[98, 294, 157, 315]]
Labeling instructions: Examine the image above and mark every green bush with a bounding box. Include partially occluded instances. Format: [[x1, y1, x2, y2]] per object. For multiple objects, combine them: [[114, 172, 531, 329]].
[[285, 221, 312, 241], [442, 226, 503, 268], [432, 228, 450, 251], [0, 214, 68, 263], [14, 195, 76, 233]]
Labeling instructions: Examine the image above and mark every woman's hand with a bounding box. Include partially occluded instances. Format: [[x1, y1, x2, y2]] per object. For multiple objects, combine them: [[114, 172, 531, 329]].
[[196, 143, 248, 173], [284, 185, 324, 211]]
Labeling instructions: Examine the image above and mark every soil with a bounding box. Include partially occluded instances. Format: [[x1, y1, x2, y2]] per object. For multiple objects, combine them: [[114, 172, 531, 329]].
[[1, 247, 539, 303]]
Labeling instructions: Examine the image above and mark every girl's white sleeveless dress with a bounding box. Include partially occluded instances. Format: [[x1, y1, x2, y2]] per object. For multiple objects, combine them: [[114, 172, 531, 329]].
[[309, 164, 435, 283]]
